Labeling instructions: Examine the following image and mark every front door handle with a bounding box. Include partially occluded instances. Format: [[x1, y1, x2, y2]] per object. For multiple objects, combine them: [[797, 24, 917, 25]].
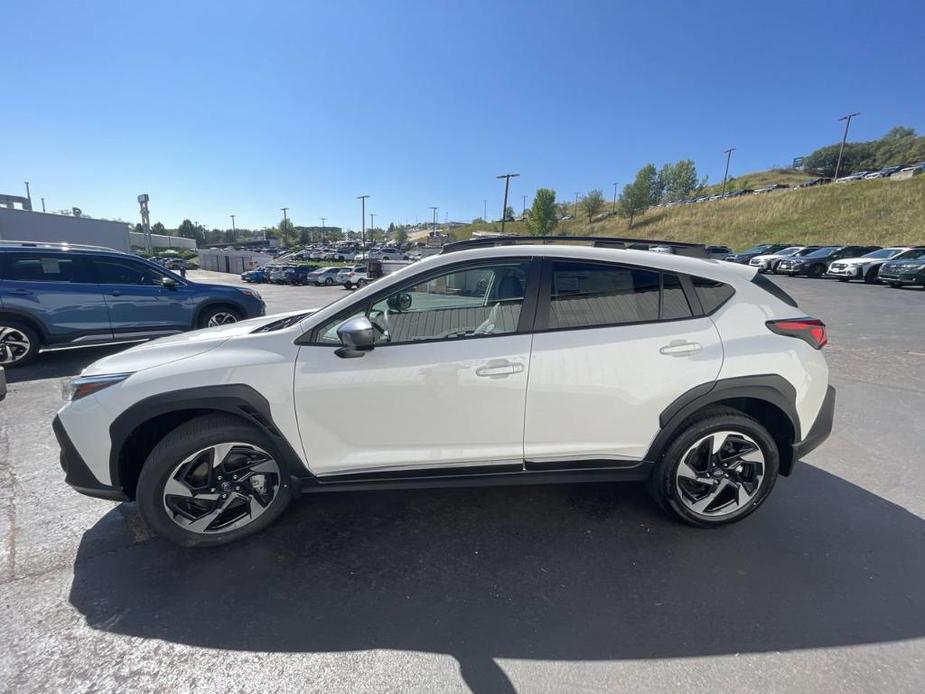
[[475, 361, 524, 378], [110, 290, 122, 297], [659, 341, 702, 356]]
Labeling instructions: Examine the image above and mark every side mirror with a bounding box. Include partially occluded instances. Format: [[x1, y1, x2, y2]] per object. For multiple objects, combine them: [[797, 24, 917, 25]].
[[335, 316, 376, 358], [161, 277, 179, 290]]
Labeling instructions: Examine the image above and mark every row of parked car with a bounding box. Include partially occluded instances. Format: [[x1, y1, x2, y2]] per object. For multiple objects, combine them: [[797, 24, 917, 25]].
[[724, 244, 925, 287], [242, 264, 372, 289]]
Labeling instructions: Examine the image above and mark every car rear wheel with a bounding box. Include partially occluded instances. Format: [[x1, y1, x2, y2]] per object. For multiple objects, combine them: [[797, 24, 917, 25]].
[[649, 408, 779, 527], [324, 277, 334, 285], [0, 320, 40, 368], [198, 306, 242, 329], [864, 268, 880, 284], [357, 278, 368, 287], [136, 414, 292, 547]]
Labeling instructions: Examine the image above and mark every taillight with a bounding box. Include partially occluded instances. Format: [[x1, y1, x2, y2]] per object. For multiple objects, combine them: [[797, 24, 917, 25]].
[[766, 318, 828, 349]]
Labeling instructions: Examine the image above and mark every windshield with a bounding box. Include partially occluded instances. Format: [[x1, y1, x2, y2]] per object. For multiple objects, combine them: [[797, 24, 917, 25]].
[[898, 249, 925, 260], [863, 248, 901, 259], [804, 246, 840, 258], [796, 247, 820, 256]]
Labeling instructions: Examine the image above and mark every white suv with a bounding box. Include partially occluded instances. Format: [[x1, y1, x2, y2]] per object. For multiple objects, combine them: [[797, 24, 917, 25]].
[[55, 239, 835, 546]]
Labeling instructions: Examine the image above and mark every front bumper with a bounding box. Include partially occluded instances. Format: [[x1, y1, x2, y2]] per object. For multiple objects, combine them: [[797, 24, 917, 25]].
[[53, 415, 128, 501], [879, 270, 925, 285], [824, 264, 862, 279], [791, 386, 836, 462]]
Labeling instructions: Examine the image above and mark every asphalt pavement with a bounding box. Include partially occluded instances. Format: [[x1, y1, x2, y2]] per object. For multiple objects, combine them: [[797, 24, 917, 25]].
[[1, 271, 924, 693]]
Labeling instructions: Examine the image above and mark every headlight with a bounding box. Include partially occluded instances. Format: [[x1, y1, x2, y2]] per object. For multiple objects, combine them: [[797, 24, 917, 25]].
[[62, 373, 132, 401], [238, 287, 262, 300]]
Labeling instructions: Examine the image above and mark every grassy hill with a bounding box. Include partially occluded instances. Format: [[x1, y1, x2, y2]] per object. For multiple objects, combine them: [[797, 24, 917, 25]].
[[450, 174, 925, 249]]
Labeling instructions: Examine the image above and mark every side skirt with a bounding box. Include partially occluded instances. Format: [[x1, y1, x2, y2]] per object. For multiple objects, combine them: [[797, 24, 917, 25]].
[[292, 461, 653, 494]]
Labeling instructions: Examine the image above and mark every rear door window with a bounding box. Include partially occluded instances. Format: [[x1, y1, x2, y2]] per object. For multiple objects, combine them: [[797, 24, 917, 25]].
[[91, 257, 169, 286], [548, 262, 660, 328], [692, 276, 735, 313], [0, 252, 91, 283]]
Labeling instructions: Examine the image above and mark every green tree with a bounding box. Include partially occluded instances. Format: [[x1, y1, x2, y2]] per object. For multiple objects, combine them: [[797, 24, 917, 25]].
[[580, 189, 605, 222], [658, 160, 699, 201], [277, 217, 295, 246], [618, 164, 658, 227], [151, 222, 166, 234], [526, 188, 558, 236], [504, 206, 516, 222]]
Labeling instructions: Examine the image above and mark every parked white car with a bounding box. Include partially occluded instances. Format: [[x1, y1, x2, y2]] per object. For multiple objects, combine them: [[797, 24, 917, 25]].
[[55, 240, 834, 546], [748, 246, 816, 273], [824, 247, 925, 283]]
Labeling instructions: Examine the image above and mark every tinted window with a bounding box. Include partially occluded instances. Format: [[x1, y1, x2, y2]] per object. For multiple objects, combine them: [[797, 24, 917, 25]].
[[548, 262, 659, 328], [804, 246, 839, 258], [92, 258, 168, 285], [1, 252, 89, 283], [316, 261, 530, 345], [661, 273, 693, 320], [693, 276, 735, 313]]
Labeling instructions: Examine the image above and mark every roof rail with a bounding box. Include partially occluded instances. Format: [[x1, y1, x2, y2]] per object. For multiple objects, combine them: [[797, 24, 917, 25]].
[[441, 235, 707, 258], [0, 239, 126, 253]]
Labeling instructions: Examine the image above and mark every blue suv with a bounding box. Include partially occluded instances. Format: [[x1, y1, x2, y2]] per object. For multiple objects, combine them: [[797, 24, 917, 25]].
[[0, 241, 265, 367]]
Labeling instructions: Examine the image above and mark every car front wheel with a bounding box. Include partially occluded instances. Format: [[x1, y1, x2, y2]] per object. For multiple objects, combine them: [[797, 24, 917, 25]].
[[198, 306, 241, 328], [136, 414, 292, 547], [649, 408, 779, 527]]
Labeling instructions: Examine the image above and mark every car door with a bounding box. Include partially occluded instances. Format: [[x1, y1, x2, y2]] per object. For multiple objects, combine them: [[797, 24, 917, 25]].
[[89, 256, 192, 335], [0, 251, 112, 345], [523, 259, 724, 464], [293, 258, 539, 476]]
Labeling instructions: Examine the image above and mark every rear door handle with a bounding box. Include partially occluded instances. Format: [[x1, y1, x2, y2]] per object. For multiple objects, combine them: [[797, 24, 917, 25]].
[[659, 341, 702, 356], [475, 361, 524, 378]]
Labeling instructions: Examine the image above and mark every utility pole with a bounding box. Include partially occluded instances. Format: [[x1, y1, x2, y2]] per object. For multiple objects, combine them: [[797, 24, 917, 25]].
[[230, 214, 236, 241], [369, 213, 376, 242], [41, 197, 46, 213], [575, 192, 581, 218], [320, 217, 326, 244], [24, 182, 32, 210], [483, 199, 487, 221], [834, 112, 861, 180], [429, 206, 439, 237], [521, 194, 527, 217], [721, 148, 736, 197], [280, 207, 289, 247], [612, 182, 619, 213], [357, 195, 369, 247], [496, 172, 519, 234]]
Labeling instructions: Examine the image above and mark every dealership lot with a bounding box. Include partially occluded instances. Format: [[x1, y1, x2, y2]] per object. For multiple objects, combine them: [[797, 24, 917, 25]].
[[1, 271, 924, 693]]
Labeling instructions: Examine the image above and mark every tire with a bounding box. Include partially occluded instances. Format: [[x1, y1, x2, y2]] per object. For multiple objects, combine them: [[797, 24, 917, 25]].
[[0, 319, 41, 368], [864, 268, 880, 284], [357, 278, 368, 287], [807, 264, 825, 278], [648, 407, 779, 527], [198, 305, 242, 329], [343, 282, 353, 290], [136, 414, 292, 547], [324, 277, 333, 286]]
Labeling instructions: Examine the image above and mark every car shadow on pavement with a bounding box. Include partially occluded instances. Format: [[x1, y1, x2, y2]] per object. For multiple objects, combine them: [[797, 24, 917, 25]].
[[5, 344, 129, 384], [69, 464, 925, 694]]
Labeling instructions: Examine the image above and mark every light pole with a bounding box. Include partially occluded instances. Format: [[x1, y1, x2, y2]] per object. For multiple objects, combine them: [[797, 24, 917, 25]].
[[429, 206, 439, 237], [574, 192, 581, 218], [24, 182, 32, 210], [357, 195, 369, 247], [41, 197, 46, 213], [496, 172, 519, 234], [137, 194, 151, 252], [320, 217, 326, 244], [230, 214, 236, 241], [612, 182, 619, 213], [834, 112, 861, 180], [369, 213, 376, 242], [721, 148, 736, 198], [521, 194, 527, 217], [281, 207, 289, 247]]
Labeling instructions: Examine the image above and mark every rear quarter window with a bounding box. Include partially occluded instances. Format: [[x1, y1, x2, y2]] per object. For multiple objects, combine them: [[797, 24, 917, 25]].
[[692, 276, 735, 314]]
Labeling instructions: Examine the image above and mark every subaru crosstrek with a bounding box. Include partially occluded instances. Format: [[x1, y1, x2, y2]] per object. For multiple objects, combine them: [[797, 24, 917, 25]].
[[0, 241, 265, 367], [54, 238, 835, 546]]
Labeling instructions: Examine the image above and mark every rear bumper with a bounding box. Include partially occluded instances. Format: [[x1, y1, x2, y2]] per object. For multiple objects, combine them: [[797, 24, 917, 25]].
[[53, 415, 128, 501], [792, 386, 836, 462]]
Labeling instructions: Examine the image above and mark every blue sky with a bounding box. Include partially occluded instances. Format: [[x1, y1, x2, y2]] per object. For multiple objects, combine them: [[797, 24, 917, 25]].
[[3, 0, 923, 231]]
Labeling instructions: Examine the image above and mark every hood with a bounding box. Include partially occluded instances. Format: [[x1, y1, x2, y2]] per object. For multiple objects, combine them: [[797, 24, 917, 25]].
[[834, 256, 877, 265], [80, 310, 316, 376]]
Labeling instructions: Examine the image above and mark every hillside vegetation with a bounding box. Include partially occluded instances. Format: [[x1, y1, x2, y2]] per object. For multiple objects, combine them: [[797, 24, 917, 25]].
[[452, 175, 925, 249]]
